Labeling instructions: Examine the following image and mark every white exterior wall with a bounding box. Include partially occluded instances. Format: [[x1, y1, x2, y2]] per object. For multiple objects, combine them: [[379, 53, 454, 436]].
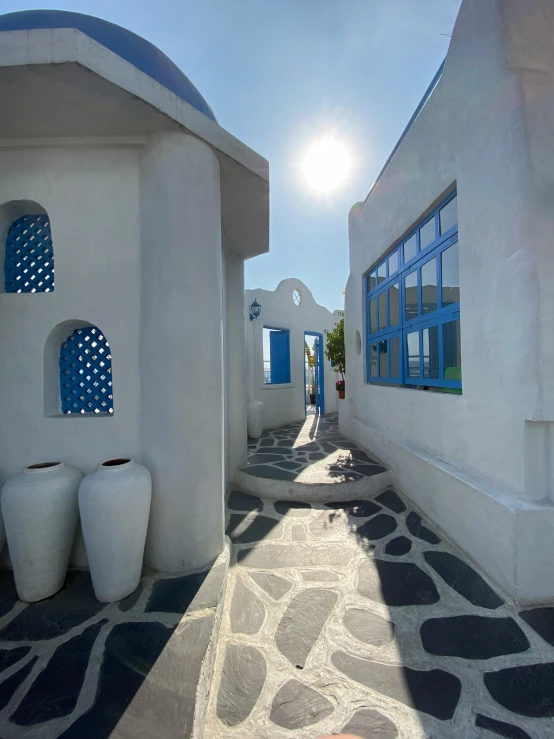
[[246, 279, 340, 430], [343, 0, 554, 603], [224, 242, 248, 479], [140, 133, 224, 573], [0, 145, 142, 477]]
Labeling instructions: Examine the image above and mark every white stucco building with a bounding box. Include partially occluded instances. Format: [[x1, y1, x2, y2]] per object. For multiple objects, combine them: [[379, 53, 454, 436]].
[[341, 0, 554, 604], [0, 10, 268, 574], [245, 278, 341, 430]]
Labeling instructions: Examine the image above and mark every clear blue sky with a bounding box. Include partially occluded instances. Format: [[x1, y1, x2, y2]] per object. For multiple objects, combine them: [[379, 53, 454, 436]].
[[3, 0, 462, 311]]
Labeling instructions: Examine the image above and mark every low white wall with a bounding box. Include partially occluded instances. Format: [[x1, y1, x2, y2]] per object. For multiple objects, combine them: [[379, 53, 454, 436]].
[[245, 279, 341, 430], [343, 0, 554, 603]]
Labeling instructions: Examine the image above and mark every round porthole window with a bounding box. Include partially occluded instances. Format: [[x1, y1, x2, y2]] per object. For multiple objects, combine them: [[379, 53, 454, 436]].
[[355, 330, 362, 355], [293, 289, 301, 306]]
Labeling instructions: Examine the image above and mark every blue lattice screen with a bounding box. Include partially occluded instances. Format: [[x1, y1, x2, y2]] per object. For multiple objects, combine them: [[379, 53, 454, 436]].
[[5, 214, 54, 293], [60, 326, 113, 414]]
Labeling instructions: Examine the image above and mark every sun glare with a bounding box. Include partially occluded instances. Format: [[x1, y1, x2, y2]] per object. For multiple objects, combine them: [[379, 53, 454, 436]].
[[302, 138, 351, 192]]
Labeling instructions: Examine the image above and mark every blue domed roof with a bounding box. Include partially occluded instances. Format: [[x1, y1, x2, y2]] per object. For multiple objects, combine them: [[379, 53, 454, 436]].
[[0, 10, 217, 122]]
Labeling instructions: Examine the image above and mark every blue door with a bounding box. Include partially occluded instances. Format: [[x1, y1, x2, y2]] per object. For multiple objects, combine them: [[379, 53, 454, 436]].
[[314, 335, 325, 415]]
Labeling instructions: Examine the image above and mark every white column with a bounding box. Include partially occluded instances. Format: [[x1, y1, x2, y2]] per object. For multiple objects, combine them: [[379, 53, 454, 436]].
[[224, 246, 248, 475], [140, 133, 224, 572]]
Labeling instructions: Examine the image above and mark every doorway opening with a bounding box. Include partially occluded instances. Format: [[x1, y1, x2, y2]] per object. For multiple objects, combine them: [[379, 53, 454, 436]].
[[304, 331, 325, 417]]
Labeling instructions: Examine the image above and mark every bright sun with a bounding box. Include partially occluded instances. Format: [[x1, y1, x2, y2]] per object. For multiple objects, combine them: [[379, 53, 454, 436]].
[[302, 138, 351, 192]]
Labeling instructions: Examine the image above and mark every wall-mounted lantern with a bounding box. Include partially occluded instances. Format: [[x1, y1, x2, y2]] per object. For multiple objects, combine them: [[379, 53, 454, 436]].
[[249, 298, 262, 321]]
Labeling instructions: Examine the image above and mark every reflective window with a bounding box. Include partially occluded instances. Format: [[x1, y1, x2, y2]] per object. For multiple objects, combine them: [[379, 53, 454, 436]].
[[441, 243, 460, 306], [390, 336, 400, 378], [370, 343, 378, 377], [407, 332, 420, 378], [423, 325, 439, 379], [443, 320, 461, 378], [370, 299, 377, 333], [378, 291, 387, 330], [379, 340, 388, 378], [404, 271, 418, 321], [403, 233, 417, 263], [421, 258, 438, 314], [365, 190, 460, 392], [419, 217, 436, 251], [440, 195, 457, 235], [389, 282, 400, 327]]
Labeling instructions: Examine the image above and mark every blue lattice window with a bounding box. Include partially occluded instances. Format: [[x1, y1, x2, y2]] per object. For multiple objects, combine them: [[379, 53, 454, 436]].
[[60, 326, 113, 414], [5, 214, 54, 293]]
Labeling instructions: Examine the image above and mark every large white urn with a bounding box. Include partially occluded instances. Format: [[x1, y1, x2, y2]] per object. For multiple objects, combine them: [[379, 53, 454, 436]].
[[1, 462, 82, 602], [79, 458, 152, 602], [247, 400, 263, 439]]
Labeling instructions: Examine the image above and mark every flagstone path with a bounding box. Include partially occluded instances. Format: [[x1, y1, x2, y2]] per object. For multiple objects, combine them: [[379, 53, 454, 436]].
[[206, 489, 554, 739]]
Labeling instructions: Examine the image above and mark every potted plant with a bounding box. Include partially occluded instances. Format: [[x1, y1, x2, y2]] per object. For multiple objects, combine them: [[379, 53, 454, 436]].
[[325, 318, 346, 400]]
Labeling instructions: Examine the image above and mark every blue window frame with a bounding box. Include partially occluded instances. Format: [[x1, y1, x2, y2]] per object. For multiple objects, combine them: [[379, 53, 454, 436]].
[[264, 327, 291, 385], [365, 190, 461, 391], [60, 326, 113, 414], [5, 213, 54, 293]]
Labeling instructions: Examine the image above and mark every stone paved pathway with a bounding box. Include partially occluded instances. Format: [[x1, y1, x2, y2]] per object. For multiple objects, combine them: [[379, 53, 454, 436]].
[[0, 547, 228, 738], [207, 490, 554, 738], [242, 413, 387, 484]]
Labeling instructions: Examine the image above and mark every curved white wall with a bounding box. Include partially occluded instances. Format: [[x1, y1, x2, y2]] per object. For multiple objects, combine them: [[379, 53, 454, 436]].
[[0, 145, 142, 478], [245, 278, 341, 430], [140, 133, 224, 573]]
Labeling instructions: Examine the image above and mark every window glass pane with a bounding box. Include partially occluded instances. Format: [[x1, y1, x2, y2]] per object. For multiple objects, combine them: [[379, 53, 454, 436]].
[[403, 233, 417, 263], [378, 262, 387, 284], [420, 217, 436, 251], [404, 270, 418, 321], [369, 299, 377, 333], [421, 258, 438, 314], [388, 250, 399, 276], [407, 332, 420, 378], [370, 343, 377, 378], [369, 272, 377, 291], [423, 325, 440, 379], [440, 195, 457, 235], [390, 336, 400, 378], [379, 340, 388, 378], [378, 291, 387, 330], [442, 320, 461, 380], [441, 242, 460, 306], [388, 282, 400, 327]]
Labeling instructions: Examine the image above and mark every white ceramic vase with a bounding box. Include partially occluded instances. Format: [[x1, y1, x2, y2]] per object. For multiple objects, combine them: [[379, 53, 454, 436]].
[[1, 462, 82, 602], [247, 400, 263, 439], [79, 458, 152, 602]]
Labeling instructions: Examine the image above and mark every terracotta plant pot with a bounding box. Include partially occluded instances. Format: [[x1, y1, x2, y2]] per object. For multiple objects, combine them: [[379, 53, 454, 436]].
[[1, 462, 82, 602], [338, 390, 345, 399], [79, 458, 151, 602]]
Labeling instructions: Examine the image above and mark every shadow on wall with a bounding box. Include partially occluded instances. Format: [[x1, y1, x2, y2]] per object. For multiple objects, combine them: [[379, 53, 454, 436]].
[[0, 561, 224, 736]]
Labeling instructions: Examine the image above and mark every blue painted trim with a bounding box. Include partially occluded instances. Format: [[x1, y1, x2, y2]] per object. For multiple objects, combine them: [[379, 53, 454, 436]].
[[364, 60, 445, 203], [305, 331, 325, 415], [4, 214, 54, 293], [365, 191, 460, 391], [0, 10, 216, 121], [60, 326, 114, 414]]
